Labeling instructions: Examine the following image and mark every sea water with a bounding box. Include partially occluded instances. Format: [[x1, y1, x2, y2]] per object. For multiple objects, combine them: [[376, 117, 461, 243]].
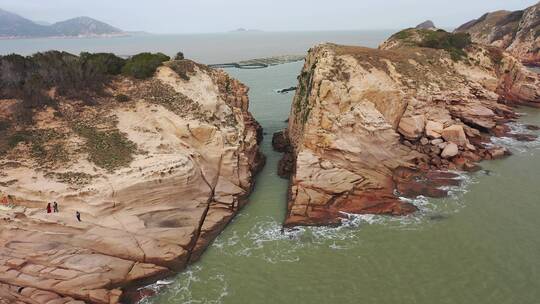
[[0, 30, 393, 63]]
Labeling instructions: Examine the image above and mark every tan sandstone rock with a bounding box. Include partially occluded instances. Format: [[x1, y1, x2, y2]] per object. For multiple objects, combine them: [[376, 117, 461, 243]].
[[277, 28, 540, 226], [398, 115, 426, 140], [442, 125, 468, 146], [426, 121, 444, 139], [0, 59, 263, 303], [441, 143, 459, 159]]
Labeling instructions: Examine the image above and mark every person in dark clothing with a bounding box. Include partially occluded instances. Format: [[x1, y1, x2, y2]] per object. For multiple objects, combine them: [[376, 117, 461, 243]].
[[46, 203, 51, 214], [76, 211, 81, 222], [53, 201, 58, 213]]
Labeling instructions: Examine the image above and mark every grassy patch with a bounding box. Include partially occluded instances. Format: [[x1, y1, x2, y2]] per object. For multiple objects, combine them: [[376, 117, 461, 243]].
[[0, 129, 68, 165], [73, 124, 136, 171]]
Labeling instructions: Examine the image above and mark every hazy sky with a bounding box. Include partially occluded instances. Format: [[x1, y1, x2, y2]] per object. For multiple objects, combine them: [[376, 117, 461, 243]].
[[1, 0, 538, 33]]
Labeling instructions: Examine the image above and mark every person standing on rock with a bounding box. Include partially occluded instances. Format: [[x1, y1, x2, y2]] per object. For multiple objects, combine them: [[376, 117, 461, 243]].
[[46, 203, 52, 214], [76, 211, 81, 222], [53, 201, 58, 213]]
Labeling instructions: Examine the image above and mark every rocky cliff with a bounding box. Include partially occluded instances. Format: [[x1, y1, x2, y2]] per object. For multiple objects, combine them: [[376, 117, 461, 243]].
[[455, 2, 540, 65], [0, 56, 263, 303], [276, 29, 540, 227]]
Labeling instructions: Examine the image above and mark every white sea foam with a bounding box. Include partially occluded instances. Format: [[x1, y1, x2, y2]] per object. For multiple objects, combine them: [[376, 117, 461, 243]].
[[489, 122, 540, 153], [142, 266, 229, 304]]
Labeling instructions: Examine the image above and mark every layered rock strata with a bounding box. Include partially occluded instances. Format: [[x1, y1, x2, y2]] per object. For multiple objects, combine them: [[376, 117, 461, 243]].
[[276, 31, 540, 226], [0, 60, 263, 303]]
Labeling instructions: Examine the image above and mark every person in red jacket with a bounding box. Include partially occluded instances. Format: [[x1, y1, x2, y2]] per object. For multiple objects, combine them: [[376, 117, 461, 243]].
[[46, 203, 52, 214]]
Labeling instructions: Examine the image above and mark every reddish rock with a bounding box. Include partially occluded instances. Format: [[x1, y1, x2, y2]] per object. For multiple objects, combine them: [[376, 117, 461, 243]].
[[509, 133, 538, 142], [277, 152, 295, 178], [272, 130, 291, 153], [525, 124, 540, 131]]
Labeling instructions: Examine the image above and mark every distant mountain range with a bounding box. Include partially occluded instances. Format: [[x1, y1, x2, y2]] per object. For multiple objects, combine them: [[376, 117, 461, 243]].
[[0, 8, 125, 38]]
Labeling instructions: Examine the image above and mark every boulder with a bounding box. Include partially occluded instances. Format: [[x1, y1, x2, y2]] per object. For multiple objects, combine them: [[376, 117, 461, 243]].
[[442, 125, 468, 146], [425, 121, 444, 139], [398, 115, 426, 140], [488, 147, 509, 159], [441, 143, 459, 158], [431, 138, 444, 145]]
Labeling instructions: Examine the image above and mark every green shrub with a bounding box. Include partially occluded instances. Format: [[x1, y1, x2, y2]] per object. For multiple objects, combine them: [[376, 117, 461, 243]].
[[7, 132, 30, 148], [0, 121, 10, 132], [80, 52, 126, 75], [115, 94, 130, 102], [0, 51, 169, 126], [174, 51, 185, 60], [122, 52, 170, 79]]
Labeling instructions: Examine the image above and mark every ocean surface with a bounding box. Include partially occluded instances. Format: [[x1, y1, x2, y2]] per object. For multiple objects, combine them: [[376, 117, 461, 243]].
[[0, 30, 393, 64], [2, 31, 540, 304]]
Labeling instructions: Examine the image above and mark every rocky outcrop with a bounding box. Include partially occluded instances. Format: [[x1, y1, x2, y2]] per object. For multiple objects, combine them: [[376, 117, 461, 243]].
[[0, 59, 263, 303], [276, 29, 540, 227], [455, 2, 540, 65], [416, 20, 437, 30]]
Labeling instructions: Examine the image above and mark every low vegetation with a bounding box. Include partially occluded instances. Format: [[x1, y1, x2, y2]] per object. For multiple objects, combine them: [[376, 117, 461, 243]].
[[0, 128, 68, 166], [44, 171, 96, 186], [0, 50, 173, 171], [420, 30, 471, 61], [0, 51, 171, 124], [122, 52, 170, 79], [73, 123, 137, 171], [392, 29, 472, 61]]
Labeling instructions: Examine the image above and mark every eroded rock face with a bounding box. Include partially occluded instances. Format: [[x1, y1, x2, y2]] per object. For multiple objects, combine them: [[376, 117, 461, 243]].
[[0, 60, 263, 303], [455, 2, 540, 65], [278, 32, 540, 227]]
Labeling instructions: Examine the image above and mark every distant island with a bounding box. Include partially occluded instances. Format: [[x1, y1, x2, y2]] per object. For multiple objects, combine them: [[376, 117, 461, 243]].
[[0, 8, 126, 39], [230, 28, 263, 33]]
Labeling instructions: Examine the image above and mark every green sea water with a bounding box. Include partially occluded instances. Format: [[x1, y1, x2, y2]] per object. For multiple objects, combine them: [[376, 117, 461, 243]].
[[142, 62, 540, 304]]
